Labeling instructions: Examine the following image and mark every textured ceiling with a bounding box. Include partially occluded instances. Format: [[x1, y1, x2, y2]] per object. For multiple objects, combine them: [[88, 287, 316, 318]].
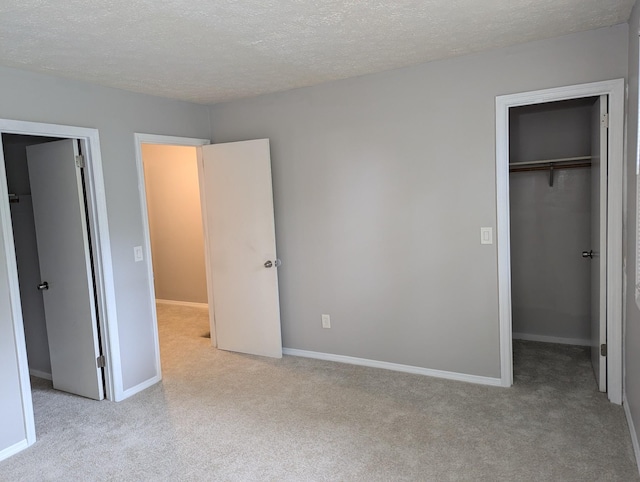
[[0, 0, 634, 104]]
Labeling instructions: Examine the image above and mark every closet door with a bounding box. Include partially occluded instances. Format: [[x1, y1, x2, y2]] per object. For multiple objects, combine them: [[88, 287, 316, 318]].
[[590, 95, 607, 392], [27, 139, 104, 400]]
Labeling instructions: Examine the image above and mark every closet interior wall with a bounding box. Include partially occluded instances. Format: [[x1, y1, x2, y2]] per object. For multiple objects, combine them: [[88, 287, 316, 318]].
[[2, 134, 59, 377], [509, 98, 596, 346]]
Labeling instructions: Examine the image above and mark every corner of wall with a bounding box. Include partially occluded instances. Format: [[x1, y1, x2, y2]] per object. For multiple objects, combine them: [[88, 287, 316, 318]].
[[207, 104, 215, 143]]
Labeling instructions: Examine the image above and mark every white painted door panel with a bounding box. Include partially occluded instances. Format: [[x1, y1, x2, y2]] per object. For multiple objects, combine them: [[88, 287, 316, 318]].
[[27, 139, 104, 400], [200, 139, 282, 358], [590, 95, 607, 392]]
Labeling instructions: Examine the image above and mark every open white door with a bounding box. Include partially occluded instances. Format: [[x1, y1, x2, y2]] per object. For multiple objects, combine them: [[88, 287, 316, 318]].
[[200, 139, 282, 358], [589, 95, 607, 392], [26, 139, 104, 400]]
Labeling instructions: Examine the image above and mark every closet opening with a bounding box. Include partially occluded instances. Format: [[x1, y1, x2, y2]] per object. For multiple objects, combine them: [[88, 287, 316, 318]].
[[4, 134, 59, 384], [508, 96, 606, 392], [1, 133, 107, 400]]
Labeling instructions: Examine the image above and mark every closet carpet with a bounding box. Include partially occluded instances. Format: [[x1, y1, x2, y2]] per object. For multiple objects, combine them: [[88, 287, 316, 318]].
[[1, 305, 638, 481]]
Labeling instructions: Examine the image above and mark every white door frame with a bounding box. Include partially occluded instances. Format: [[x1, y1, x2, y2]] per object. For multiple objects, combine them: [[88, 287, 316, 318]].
[[0, 119, 121, 448], [495, 79, 624, 404], [133, 133, 211, 372]]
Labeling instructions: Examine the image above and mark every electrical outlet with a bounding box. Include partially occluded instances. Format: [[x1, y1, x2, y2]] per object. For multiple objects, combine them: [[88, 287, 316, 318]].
[[321, 314, 331, 329]]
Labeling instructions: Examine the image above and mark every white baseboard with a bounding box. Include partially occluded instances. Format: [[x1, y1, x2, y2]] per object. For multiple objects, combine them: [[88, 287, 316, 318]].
[[512, 332, 590, 346], [624, 393, 640, 475], [117, 375, 162, 402], [0, 439, 29, 462], [29, 369, 52, 381], [282, 348, 502, 387], [156, 299, 208, 309]]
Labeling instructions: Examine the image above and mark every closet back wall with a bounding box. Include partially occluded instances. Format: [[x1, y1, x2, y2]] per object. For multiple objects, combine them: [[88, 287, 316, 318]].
[[142, 144, 207, 305], [509, 99, 594, 345], [2, 134, 53, 376]]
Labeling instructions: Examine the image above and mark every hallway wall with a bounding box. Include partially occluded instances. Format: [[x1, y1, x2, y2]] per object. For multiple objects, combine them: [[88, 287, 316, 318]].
[[142, 144, 207, 304]]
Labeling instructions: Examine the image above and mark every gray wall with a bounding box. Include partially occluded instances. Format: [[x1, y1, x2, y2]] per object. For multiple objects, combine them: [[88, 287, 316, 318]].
[[625, 0, 640, 462], [3, 135, 53, 376], [509, 100, 594, 162], [509, 101, 593, 343], [0, 66, 210, 455], [209, 25, 628, 378]]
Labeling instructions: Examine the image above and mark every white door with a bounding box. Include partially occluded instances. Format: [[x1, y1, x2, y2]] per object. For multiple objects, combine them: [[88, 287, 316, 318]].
[[199, 139, 282, 358], [590, 95, 608, 392], [26, 139, 104, 400]]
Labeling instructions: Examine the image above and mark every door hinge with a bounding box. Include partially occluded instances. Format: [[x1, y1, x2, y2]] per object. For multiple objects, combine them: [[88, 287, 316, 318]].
[[97, 355, 106, 368], [601, 113, 609, 129], [601, 343, 607, 357], [75, 155, 85, 168]]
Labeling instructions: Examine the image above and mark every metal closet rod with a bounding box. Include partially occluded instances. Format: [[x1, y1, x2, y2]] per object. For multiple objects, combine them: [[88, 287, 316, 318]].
[[509, 155, 592, 169], [509, 156, 592, 187], [509, 162, 592, 173]]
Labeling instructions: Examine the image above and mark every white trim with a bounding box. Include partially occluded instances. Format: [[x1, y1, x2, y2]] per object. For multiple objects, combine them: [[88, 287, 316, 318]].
[[29, 369, 52, 381], [512, 333, 590, 347], [119, 374, 162, 400], [283, 348, 503, 387], [624, 394, 640, 475], [76, 135, 120, 402], [495, 79, 625, 404], [607, 81, 625, 405], [156, 299, 209, 309], [0, 439, 29, 463], [496, 91, 514, 389], [135, 134, 210, 147], [133, 133, 211, 385]]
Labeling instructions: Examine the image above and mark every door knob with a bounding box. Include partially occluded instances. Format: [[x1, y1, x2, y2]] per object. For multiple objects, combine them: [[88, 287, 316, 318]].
[[37, 281, 49, 290], [264, 260, 273, 268], [582, 250, 594, 259]]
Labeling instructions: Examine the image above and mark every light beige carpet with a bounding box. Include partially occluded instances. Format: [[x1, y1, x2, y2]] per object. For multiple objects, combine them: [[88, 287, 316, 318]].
[[1, 304, 638, 481]]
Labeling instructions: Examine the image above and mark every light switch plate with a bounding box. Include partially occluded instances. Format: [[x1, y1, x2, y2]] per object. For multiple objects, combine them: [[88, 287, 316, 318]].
[[480, 227, 493, 245], [321, 314, 331, 329], [134, 246, 143, 262]]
